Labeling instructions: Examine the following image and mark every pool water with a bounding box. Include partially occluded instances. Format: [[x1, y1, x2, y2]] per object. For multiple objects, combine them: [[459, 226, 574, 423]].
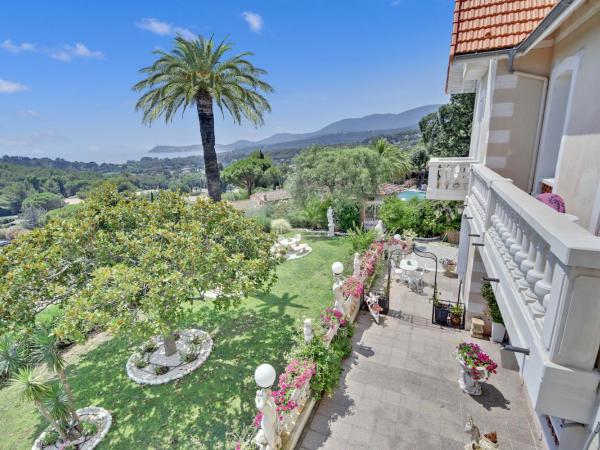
[[397, 190, 426, 201]]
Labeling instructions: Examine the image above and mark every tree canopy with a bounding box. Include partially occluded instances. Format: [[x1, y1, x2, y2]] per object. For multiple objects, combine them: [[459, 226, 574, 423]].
[[221, 150, 273, 196], [0, 184, 278, 339], [419, 94, 475, 157], [287, 146, 388, 204]]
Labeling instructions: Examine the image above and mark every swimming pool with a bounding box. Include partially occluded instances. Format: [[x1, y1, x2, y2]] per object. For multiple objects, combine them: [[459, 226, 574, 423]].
[[397, 190, 426, 201]]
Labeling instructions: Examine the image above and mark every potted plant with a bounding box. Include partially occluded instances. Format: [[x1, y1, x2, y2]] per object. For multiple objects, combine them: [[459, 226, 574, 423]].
[[432, 291, 449, 325], [449, 303, 463, 327], [482, 282, 505, 343], [454, 342, 498, 395], [440, 257, 456, 275], [403, 229, 416, 248]]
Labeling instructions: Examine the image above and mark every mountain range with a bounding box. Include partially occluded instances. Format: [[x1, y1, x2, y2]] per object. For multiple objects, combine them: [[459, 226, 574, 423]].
[[148, 104, 439, 155]]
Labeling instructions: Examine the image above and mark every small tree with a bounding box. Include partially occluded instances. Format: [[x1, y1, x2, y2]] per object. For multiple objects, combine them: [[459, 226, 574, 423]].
[[222, 150, 273, 196], [11, 367, 69, 442]]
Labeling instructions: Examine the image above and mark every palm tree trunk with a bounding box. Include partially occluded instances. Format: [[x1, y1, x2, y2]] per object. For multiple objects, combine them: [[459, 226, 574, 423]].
[[58, 370, 82, 431], [196, 93, 222, 202], [36, 402, 69, 442], [163, 333, 177, 357]]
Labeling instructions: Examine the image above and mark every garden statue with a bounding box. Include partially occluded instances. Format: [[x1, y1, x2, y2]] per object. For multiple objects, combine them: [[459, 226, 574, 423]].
[[303, 318, 313, 343], [365, 291, 383, 324], [332, 276, 345, 315], [327, 206, 335, 237], [374, 220, 385, 241], [255, 386, 281, 450], [353, 252, 361, 277]]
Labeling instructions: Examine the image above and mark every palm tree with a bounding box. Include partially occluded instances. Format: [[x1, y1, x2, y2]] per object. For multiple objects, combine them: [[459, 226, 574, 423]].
[[133, 35, 273, 201], [31, 329, 81, 430], [373, 138, 413, 182], [11, 367, 69, 442], [0, 334, 29, 379]]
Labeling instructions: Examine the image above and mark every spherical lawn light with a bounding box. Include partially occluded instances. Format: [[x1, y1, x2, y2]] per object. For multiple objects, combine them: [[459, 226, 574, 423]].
[[254, 363, 276, 388], [394, 234, 401, 241], [332, 261, 344, 276]]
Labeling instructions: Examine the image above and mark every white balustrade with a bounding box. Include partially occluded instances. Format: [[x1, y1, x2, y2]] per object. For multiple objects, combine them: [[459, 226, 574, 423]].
[[466, 164, 600, 373], [426, 157, 474, 201]]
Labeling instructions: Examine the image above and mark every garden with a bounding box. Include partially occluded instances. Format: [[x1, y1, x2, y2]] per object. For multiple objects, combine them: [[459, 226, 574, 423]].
[[0, 186, 357, 450]]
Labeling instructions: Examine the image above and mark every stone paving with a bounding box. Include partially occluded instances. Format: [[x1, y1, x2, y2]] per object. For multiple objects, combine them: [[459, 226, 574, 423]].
[[298, 247, 544, 450]]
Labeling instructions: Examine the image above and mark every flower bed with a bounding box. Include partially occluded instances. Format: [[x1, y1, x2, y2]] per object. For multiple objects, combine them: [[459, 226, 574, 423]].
[[126, 329, 213, 385]]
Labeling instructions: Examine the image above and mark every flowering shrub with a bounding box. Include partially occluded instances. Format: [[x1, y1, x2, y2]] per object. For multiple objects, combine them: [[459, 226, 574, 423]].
[[342, 276, 364, 297], [456, 342, 498, 380], [320, 307, 346, 329]]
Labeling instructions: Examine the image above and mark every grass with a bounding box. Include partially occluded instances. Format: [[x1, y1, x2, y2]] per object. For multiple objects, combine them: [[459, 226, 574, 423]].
[[0, 234, 351, 450]]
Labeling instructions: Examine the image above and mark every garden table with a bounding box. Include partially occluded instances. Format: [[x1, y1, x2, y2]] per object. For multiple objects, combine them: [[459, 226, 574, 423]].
[[399, 259, 419, 272]]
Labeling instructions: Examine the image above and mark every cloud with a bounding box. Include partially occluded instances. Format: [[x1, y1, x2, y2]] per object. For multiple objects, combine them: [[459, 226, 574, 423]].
[[242, 12, 263, 33], [16, 109, 40, 118], [1, 39, 35, 53], [0, 78, 28, 93], [136, 17, 196, 40], [390, 0, 402, 5], [49, 43, 104, 62]]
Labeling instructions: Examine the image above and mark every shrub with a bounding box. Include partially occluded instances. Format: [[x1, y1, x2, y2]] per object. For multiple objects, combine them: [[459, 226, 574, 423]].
[[4, 225, 28, 240], [331, 197, 360, 232], [22, 192, 64, 212], [481, 282, 503, 325], [41, 430, 60, 446], [380, 198, 462, 237], [222, 190, 250, 201], [345, 226, 376, 253], [270, 218, 292, 235], [154, 365, 169, 375], [140, 340, 158, 354], [82, 419, 99, 436], [179, 344, 199, 363], [132, 352, 148, 369]]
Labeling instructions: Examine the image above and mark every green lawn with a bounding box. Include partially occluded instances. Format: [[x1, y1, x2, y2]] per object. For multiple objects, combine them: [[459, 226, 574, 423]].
[[0, 234, 351, 450]]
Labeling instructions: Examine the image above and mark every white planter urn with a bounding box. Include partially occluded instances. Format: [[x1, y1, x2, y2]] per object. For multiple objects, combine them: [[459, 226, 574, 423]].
[[491, 322, 506, 343], [457, 359, 485, 396]]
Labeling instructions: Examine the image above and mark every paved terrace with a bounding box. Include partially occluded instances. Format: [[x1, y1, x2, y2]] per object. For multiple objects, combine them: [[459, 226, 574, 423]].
[[299, 243, 544, 450]]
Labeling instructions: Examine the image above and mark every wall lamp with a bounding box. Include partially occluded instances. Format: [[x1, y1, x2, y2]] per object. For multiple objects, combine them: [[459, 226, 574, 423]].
[[482, 277, 500, 283], [502, 345, 530, 356]]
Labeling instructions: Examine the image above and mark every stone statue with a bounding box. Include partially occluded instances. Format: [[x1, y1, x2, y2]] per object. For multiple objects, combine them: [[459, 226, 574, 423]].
[[255, 387, 281, 450], [332, 272, 345, 315], [374, 220, 385, 241], [353, 252, 361, 278], [327, 207, 335, 237], [303, 318, 313, 343]]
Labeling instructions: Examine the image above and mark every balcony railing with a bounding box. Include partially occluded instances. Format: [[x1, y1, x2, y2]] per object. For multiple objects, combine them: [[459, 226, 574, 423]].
[[466, 164, 600, 423], [426, 157, 474, 201]]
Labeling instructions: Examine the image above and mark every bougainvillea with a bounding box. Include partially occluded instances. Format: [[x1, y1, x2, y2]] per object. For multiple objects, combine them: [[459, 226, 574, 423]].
[[342, 276, 364, 298], [456, 342, 498, 380], [320, 307, 346, 329]]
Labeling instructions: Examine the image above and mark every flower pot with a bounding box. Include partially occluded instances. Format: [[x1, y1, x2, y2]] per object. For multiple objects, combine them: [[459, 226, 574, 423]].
[[491, 322, 506, 343], [450, 314, 461, 327], [434, 305, 449, 325], [457, 359, 484, 396]]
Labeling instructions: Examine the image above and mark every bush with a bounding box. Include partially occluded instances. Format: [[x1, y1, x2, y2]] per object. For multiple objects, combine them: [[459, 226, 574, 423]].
[[270, 218, 292, 235], [2, 225, 28, 240], [154, 365, 169, 375], [222, 190, 249, 201], [331, 198, 360, 232], [41, 430, 60, 446], [345, 227, 376, 253], [179, 344, 199, 363], [82, 419, 99, 436], [380, 198, 462, 238], [481, 282, 503, 325], [22, 192, 64, 212], [141, 340, 158, 354]]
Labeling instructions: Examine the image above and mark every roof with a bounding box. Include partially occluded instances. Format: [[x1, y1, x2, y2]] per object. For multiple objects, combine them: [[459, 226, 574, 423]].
[[250, 189, 291, 203], [450, 0, 559, 60], [376, 183, 404, 196]]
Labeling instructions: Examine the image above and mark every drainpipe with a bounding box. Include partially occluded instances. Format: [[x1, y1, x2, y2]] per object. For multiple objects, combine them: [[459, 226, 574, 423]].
[[583, 421, 600, 450]]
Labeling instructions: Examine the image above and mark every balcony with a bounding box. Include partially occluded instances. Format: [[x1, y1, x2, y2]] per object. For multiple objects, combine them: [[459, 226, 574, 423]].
[[465, 164, 600, 424], [426, 157, 474, 201]]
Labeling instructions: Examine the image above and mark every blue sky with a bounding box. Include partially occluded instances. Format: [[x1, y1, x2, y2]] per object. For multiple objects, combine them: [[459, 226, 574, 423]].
[[0, 0, 453, 163]]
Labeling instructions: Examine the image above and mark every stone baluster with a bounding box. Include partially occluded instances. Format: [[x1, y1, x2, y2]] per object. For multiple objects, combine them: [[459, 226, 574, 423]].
[[511, 223, 529, 281], [438, 164, 447, 190], [518, 235, 537, 295], [532, 253, 556, 328], [524, 240, 548, 314], [303, 319, 313, 344]]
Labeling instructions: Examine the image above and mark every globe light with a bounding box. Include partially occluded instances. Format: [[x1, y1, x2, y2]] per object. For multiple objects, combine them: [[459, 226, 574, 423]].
[[254, 363, 276, 388], [394, 234, 401, 241], [331, 261, 344, 275]]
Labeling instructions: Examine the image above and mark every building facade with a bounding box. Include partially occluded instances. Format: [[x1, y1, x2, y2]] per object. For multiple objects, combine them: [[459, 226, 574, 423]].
[[427, 1, 600, 448]]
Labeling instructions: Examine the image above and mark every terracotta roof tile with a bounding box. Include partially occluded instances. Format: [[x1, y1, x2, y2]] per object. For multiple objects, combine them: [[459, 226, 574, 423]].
[[449, 0, 558, 59]]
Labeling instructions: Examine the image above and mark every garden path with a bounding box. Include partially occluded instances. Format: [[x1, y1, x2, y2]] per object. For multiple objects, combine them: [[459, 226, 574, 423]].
[[298, 253, 544, 450]]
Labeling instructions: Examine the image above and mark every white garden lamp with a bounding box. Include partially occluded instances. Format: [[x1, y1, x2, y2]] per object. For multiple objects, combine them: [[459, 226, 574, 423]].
[[394, 234, 401, 241], [254, 363, 276, 388], [332, 261, 344, 276]]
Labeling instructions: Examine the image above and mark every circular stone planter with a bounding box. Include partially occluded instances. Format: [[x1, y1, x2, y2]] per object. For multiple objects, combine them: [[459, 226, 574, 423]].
[[126, 329, 213, 385], [32, 406, 112, 450]]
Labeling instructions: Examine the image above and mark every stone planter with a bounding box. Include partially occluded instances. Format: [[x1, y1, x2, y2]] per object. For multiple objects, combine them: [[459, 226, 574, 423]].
[[32, 407, 112, 450], [457, 359, 485, 396], [491, 322, 506, 343]]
